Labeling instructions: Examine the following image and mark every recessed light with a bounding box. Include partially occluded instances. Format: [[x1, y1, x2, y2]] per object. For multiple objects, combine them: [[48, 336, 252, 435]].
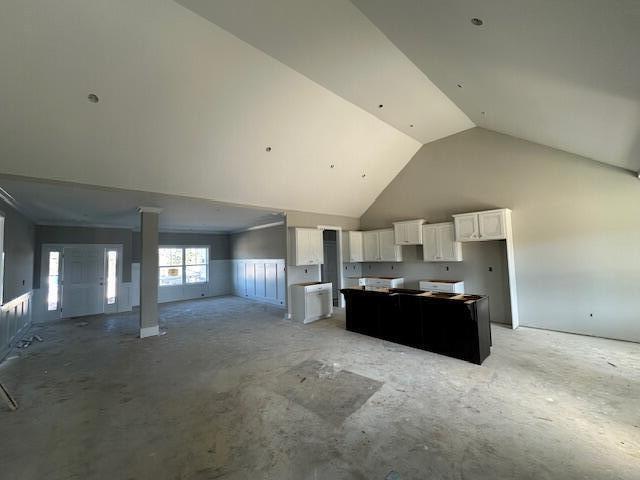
[[471, 18, 483, 26], [265, 146, 272, 152], [87, 93, 99, 103]]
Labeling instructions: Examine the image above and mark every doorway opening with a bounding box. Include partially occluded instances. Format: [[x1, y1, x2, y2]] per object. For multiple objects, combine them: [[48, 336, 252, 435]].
[[321, 230, 340, 307]]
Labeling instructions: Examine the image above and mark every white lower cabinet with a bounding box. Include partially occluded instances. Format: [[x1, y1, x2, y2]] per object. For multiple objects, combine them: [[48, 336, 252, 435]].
[[345, 276, 404, 289], [291, 282, 333, 324], [363, 277, 404, 289], [422, 222, 462, 262], [419, 280, 464, 294]]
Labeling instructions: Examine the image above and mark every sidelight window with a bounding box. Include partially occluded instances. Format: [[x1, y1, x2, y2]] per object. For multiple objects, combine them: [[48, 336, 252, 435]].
[[47, 251, 61, 311], [106, 250, 117, 304]]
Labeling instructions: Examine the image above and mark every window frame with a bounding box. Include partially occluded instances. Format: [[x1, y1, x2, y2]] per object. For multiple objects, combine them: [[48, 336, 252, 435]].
[[158, 245, 209, 287]]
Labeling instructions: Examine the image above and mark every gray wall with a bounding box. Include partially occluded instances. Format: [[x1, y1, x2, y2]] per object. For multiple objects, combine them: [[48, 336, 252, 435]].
[[34, 226, 134, 285], [285, 210, 359, 230], [0, 199, 35, 302], [230, 224, 286, 259], [132, 232, 231, 262], [361, 127, 640, 342]]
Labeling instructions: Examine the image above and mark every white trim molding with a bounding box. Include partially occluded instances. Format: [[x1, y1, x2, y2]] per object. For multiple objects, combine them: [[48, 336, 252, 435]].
[[1, 291, 33, 361], [140, 325, 160, 338], [137, 206, 163, 214], [232, 221, 284, 234]]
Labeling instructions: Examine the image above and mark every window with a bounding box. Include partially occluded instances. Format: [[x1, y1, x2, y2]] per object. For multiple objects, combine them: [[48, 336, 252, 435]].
[[106, 250, 117, 304], [158, 247, 208, 286], [47, 251, 61, 311]]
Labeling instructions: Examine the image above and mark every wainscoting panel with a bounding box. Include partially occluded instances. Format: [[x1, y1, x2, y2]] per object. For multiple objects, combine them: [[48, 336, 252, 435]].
[[131, 260, 231, 306], [0, 291, 32, 361], [232, 259, 286, 306]]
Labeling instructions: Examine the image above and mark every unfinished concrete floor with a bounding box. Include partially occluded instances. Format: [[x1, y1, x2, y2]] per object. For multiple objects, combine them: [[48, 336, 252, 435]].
[[0, 296, 638, 480]]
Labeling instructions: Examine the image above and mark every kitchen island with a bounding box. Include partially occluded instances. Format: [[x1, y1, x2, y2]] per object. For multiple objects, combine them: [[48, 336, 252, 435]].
[[340, 288, 491, 364]]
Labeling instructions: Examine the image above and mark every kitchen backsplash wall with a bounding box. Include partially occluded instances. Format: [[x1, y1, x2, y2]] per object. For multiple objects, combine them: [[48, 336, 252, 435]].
[[361, 242, 510, 325]]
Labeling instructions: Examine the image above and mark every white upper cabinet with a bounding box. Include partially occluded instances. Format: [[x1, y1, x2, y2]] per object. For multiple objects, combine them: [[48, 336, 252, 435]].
[[289, 228, 324, 266], [343, 231, 364, 262], [393, 219, 425, 245], [363, 229, 402, 262], [478, 210, 507, 239], [453, 209, 510, 242], [363, 230, 380, 261], [422, 223, 462, 262], [453, 213, 480, 241], [379, 229, 402, 261]]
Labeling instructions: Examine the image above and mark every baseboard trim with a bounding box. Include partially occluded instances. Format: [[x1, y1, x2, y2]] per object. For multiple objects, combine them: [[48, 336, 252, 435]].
[[139, 325, 159, 339]]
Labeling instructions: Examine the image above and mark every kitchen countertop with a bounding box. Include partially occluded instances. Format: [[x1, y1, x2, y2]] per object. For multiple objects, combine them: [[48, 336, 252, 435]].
[[341, 287, 485, 304]]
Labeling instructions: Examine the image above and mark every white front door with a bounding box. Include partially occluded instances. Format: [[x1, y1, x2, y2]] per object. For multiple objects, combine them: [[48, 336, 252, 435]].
[[61, 245, 106, 318]]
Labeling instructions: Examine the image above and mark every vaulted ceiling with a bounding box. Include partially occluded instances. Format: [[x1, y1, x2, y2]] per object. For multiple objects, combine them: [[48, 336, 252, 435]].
[[1, 1, 637, 224], [0, 0, 467, 219], [352, 0, 640, 171]]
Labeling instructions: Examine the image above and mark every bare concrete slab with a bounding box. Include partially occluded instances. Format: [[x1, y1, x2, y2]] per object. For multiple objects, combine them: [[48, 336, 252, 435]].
[[0, 296, 638, 479], [272, 359, 383, 425]]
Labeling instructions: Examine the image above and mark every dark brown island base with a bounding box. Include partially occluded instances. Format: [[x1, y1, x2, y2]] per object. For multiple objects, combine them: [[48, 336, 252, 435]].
[[340, 288, 492, 365]]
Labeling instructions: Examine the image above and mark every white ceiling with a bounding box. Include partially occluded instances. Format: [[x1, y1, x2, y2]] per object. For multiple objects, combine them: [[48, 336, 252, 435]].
[[1, 0, 637, 228], [0, 176, 283, 233], [0, 0, 422, 219], [352, 0, 640, 171], [174, 0, 473, 144]]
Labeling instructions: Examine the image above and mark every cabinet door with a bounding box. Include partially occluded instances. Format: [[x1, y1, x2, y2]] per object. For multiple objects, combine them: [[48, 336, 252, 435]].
[[478, 210, 507, 240], [437, 223, 462, 261], [393, 223, 408, 244], [305, 290, 331, 320], [310, 229, 324, 264], [363, 231, 380, 261], [406, 223, 423, 245], [454, 214, 479, 241], [422, 225, 438, 261], [293, 229, 307, 265], [379, 229, 401, 261], [349, 231, 363, 262]]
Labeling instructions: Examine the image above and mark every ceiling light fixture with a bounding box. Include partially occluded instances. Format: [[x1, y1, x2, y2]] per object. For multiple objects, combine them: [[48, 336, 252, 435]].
[[87, 93, 99, 103], [471, 18, 484, 26]]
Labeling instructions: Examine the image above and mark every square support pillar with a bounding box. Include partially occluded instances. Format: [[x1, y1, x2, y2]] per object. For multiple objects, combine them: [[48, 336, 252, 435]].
[[138, 207, 162, 338]]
